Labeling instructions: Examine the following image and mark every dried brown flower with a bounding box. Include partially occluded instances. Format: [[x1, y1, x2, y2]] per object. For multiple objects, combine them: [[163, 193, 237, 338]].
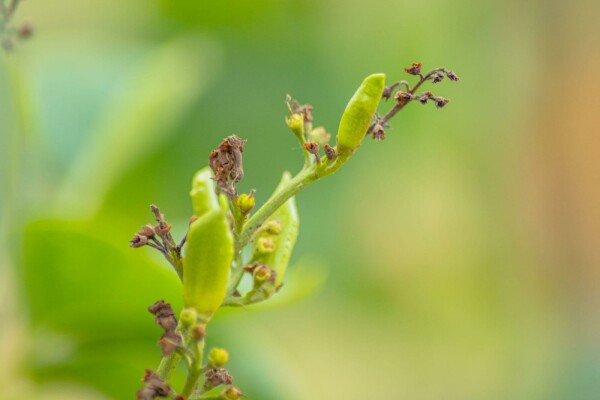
[[130, 234, 148, 248], [148, 300, 177, 331], [434, 96, 450, 109], [205, 368, 234, 387], [446, 70, 460, 81], [136, 369, 171, 400], [431, 72, 444, 84], [394, 91, 415, 104], [209, 135, 246, 198], [303, 142, 321, 164], [324, 144, 337, 160], [418, 91, 433, 105], [159, 330, 182, 356], [382, 85, 395, 101], [404, 62, 422, 75], [371, 123, 385, 141]]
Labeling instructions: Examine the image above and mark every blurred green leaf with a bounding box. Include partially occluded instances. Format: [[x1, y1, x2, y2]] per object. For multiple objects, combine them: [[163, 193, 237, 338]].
[[30, 339, 159, 400], [159, 0, 283, 30], [56, 36, 221, 217], [221, 257, 328, 314], [22, 219, 182, 340]]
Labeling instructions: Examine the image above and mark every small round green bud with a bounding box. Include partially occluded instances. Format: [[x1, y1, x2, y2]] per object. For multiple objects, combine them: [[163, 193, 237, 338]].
[[253, 265, 272, 283], [286, 113, 304, 141], [180, 307, 197, 328], [208, 347, 229, 367], [264, 220, 282, 235], [223, 387, 243, 400], [255, 237, 275, 254], [237, 193, 255, 215]]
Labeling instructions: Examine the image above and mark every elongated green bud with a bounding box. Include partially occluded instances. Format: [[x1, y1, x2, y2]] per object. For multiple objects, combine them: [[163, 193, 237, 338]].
[[336, 73, 386, 155], [190, 166, 219, 217], [251, 172, 299, 286], [183, 195, 234, 318]]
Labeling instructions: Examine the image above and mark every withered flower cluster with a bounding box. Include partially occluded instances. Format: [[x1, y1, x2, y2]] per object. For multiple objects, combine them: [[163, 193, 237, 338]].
[[284, 94, 338, 164], [209, 135, 246, 199], [137, 369, 171, 400], [148, 300, 182, 357], [204, 367, 234, 391], [370, 63, 460, 140], [288, 97, 314, 123], [129, 205, 188, 278]]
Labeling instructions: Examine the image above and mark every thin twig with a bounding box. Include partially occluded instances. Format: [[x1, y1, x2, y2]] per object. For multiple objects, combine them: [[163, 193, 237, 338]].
[[378, 67, 448, 126], [178, 234, 188, 249]]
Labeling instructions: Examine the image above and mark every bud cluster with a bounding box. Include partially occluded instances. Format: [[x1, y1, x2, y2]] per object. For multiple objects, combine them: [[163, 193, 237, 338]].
[[286, 95, 335, 164], [137, 369, 171, 400], [204, 367, 234, 391]]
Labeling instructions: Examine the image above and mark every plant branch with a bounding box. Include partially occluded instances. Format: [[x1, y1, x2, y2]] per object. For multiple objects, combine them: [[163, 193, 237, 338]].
[[236, 152, 349, 252], [410, 67, 447, 94], [181, 336, 206, 397], [378, 68, 445, 126], [156, 352, 182, 381], [226, 253, 245, 295]]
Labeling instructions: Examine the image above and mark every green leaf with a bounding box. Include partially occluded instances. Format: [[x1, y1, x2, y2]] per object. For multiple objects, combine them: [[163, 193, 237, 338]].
[[56, 36, 221, 217], [248, 258, 328, 310], [21, 219, 182, 340], [250, 171, 299, 286]]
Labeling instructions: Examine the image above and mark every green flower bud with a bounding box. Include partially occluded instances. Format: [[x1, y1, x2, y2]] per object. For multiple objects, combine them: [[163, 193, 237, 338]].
[[255, 237, 275, 254], [190, 166, 219, 217], [236, 192, 255, 215], [183, 195, 234, 318], [263, 220, 282, 235], [286, 113, 304, 142], [223, 387, 243, 400], [208, 347, 229, 367], [180, 307, 197, 328], [336, 73, 386, 155], [253, 265, 272, 284]]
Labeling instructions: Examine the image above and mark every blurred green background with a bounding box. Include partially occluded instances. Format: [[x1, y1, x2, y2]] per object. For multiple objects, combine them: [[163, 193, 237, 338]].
[[1, 0, 599, 399]]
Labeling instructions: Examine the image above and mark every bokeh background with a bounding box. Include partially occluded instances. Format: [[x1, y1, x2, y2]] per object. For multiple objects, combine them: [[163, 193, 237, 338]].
[[1, 0, 599, 399]]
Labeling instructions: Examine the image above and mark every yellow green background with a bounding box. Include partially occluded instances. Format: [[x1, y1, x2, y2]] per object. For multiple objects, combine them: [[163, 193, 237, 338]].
[[1, 1, 599, 399]]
